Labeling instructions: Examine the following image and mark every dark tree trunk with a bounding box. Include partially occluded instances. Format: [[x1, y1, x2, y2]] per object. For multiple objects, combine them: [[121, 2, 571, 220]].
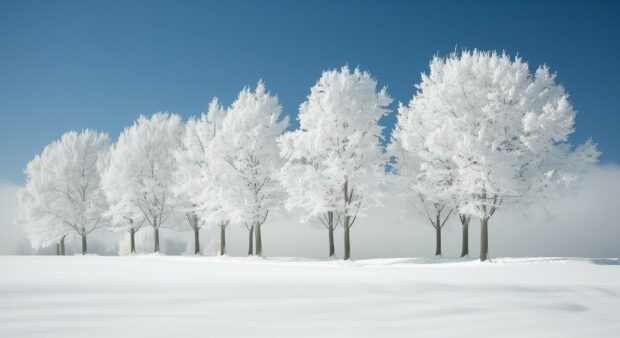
[[248, 226, 254, 256], [327, 211, 335, 257], [193, 226, 200, 255], [435, 226, 442, 256], [255, 224, 263, 257], [343, 216, 351, 260], [154, 227, 160, 253], [460, 215, 470, 257], [130, 229, 136, 254], [480, 217, 489, 261], [328, 226, 335, 257], [60, 236, 65, 256], [342, 180, 353, 261], [56, 243, 60, 255], [81, 234, 87, 255], [461, 224, 469, 257], [220, 224, 226, 256]]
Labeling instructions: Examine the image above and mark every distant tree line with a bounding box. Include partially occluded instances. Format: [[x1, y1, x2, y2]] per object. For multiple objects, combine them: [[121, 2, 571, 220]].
[[16, 51, 599, 261]]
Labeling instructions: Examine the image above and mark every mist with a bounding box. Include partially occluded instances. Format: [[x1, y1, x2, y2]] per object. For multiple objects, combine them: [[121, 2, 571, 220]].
[[1, 164, 618, 258]]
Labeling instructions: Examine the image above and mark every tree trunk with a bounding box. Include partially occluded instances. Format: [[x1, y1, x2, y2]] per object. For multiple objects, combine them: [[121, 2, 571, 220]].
[[81, 234, 87, 255], [327, 211, 335, 257], [480, 217, 489, 261], [60, 236, 65, 256], [220, 224, 226, 256], [343, 216, 351, 260], [328, 226, 335, 257], [248, 226, 254, 256], [193, 226, 200, 255], [130, 229, 136, 254], [435, 226, 442, 256], [255, 224, 263, 257], [154, 226, 160, 253], [461, 223, 469, 257], [56, 243, 60, 255]]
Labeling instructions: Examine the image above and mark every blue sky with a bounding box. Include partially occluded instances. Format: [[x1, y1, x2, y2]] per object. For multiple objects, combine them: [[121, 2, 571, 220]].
[[1, 0, 618, 184]]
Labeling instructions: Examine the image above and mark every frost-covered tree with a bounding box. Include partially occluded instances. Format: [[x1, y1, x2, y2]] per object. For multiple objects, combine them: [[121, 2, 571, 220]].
[[101, 113, 183, 253], [393, 50, 599, 261], [210, 81, 288, 257], [174, 99, 229, 255], [99, 149, 146, 254], [388, 139, 455, 257], [202, 189, 232, 256], [278, 158, 341, 257], [281, 66, 392, 260], [16, 130, 110, 255]]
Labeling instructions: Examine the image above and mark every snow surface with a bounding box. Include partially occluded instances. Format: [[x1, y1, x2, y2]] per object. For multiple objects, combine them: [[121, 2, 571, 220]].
[[1, 256, 619, 337]]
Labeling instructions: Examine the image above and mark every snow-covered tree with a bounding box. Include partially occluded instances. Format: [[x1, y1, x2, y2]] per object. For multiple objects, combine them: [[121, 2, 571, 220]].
[[388, 137, 456, 256], [99, 149, 146, 254], [393, 50, 599, 261], [16, 130, 110, 255], [210, 81, 288, 257], [174, 98, 229, 255], [17, 163, 69, 255], [207, 205, 231, 256], [278, 157, 341, 257], [390, 78, 468, 258], [281, 66, 392, 260], [101, 113, 183, 253]]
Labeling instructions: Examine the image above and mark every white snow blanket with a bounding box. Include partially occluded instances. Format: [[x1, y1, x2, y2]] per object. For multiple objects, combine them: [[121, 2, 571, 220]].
[[1, 256, 619, 337]]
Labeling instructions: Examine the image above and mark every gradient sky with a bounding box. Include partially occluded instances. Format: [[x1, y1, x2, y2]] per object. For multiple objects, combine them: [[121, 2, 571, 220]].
[[1, 0, 619, 184]]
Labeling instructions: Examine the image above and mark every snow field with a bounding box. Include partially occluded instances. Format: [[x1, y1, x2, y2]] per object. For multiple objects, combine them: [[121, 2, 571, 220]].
[[1, 256, 619, 337]]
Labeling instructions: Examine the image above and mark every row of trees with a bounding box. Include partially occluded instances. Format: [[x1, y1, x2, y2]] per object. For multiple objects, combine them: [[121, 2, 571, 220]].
[[16, 51, 599, 261]]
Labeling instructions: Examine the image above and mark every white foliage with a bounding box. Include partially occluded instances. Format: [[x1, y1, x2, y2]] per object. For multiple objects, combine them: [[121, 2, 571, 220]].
[[210, 81, 288, 229], [174, 98, 231, 230], [101, 113, 183, 235], [279, 66, 392, 225], [16, 130, 110, 248], [391, 50, 600, 220]]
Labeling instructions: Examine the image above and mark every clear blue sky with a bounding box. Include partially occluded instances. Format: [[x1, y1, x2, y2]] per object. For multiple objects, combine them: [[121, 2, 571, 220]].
[[1, 0, 618, 184]]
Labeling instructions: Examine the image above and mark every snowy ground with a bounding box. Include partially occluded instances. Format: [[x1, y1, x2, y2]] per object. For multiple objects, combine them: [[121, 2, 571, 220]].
[[1, 256, 619, 337]]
